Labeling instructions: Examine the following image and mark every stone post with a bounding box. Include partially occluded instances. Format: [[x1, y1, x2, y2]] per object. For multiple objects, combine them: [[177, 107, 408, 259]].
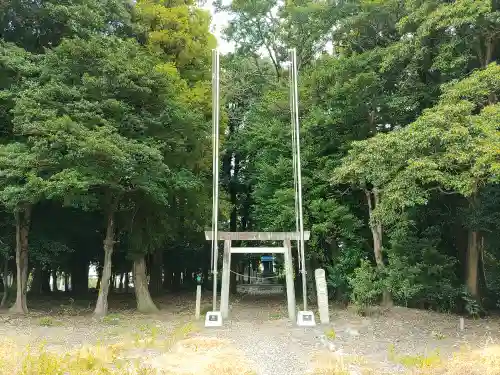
[[195, 285, 202, 319], [315, 268, 329, 324], [220, 240, 231, 319]]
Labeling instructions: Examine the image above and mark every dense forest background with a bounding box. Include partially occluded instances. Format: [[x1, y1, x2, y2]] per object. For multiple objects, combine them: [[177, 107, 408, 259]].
[[0, 0, 499, 317]]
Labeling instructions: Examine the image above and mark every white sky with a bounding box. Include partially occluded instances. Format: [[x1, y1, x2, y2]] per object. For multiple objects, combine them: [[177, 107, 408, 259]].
[[202, 1, 235, 54]]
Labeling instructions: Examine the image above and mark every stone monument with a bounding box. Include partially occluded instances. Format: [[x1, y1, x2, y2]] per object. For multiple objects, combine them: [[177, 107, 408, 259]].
[[315, 268, 329, 324]]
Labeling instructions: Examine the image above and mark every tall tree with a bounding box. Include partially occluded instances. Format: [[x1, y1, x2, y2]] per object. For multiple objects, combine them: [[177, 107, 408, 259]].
[[8, 35, 203, 315], [334, 63, 500, 302]]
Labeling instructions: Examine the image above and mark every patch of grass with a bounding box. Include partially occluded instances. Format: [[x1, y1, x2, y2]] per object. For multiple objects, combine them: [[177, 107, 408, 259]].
[[293, 345, 500, 375], [131, 321, 196, 349], [137, 323, 162, 341], [416, 345, 500, 375], [37, 317, 58, 327], [325, 328, 336, 340], [398, 352, 441, 368], [101, 313, 122, 325], [0, 322, 221, 375], [388, 344, 441, 369], [430, 331, 446, 340], [58, 298, 81, 316], [268, 311, 283, 320], [310, 352, 375, 375], [0, 341, 140, 375], [2, 335, 253, 374]]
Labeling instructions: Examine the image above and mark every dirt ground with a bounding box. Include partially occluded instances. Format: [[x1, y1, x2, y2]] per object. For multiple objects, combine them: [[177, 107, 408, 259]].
[[0, 293, 499, 374]]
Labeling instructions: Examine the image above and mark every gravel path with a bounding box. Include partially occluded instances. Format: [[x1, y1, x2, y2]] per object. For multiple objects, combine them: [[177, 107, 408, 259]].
[[203, 320, 315, 375]]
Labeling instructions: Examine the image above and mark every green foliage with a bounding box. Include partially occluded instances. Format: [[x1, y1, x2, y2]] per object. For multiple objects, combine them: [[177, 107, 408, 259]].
[[385, 226, 460, 311], [0, 0, 134, 52], [460, 288, 484, 318], [348, 259, 383, 310], [135, 0, 216, 81], [326, 245, 367, 302]]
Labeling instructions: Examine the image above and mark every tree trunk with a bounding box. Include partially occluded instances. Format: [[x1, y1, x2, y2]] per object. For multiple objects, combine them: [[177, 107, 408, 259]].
[[466, 191, 483, 300], [133, 256, 159, 313], [1, 255, 9, 308], [94, 208, 116, 317], [64, 273, 69, 292], [118, 273, 124, 292], [40, 269, 51, 294], [293, 248, 301, 292], [365, 189, 392, 306], [163, 260, 171, 290], [172, 267, 180, 291], [466, 230, 481, 299], [109, 273, 115, 293], [124, 272, 129, 293], [31, 266, 42, 294], [51, 269, 57, 292], [10, 206, 31, 314], [96, 266, 102, 291], [70, 259, 88, 295], [149, 249, 163, 296]]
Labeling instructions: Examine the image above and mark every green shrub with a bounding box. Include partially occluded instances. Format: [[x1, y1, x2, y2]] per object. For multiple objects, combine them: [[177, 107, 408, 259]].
[[385, 226, 460, 312], [460, 287, 484, 318], [326, 245, 367, 303], [348, 259, 383, 310]]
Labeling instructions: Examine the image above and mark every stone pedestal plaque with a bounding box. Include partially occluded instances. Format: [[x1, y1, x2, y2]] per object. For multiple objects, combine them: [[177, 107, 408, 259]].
[[297, 310, 316, 327], [315, 268, 329, 324], [205, 311, 222, 327]]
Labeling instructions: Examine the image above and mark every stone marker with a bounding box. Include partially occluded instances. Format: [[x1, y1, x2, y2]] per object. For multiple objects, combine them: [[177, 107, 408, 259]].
[[315, 268, 329, 324], [195, 285, 201, 320]]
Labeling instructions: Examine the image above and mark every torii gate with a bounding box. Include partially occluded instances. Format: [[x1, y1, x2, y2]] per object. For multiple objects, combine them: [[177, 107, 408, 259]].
[[205, 231, 310, 321], [205, 49, 314, 327]]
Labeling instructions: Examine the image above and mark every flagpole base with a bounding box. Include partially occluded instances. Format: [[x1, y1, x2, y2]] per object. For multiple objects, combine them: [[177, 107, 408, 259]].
[[297, 311, 316, 327], [205, 311, 223, 327]]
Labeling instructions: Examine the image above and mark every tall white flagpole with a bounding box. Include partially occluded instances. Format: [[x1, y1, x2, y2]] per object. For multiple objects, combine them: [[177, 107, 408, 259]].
[[290, 48, 307, 311], [211, 49, 220, 311]]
